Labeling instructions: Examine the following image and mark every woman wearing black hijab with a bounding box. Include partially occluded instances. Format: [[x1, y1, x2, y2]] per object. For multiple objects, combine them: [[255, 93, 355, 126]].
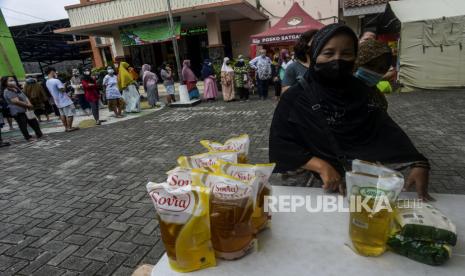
[[269, 23, 433, 201]]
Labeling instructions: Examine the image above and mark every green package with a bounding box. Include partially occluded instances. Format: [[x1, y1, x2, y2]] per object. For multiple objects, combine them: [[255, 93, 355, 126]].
[[387, 234, 451, 266], [395, 200, 457, 245]]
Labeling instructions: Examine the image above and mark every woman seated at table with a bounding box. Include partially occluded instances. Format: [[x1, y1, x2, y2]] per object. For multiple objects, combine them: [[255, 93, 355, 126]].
[[269, 23, 433, 201]]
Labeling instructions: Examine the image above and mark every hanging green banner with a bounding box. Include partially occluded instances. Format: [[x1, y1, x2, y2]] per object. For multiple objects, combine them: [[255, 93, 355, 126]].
[[120, 18, 181, 46]]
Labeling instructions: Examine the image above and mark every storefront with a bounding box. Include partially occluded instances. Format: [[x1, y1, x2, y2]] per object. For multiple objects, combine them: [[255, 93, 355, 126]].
[[124, 23, 230, 76], [56, 0, 268, 76]]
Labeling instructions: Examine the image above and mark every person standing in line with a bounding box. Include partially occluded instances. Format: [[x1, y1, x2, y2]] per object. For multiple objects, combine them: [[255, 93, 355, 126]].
[[0, 90, 11, 147], [271, 54, 282, 101], [0, 108, 10, 147], [41, 75, 60, 117], [201, 59, 218, 101], [282, 30, 318, 92], [81, 68, 102, 125], [45, 67, 79, 132], [233, 55, 250, 102], [160, 63, 176, 105], [275, 50, 292, 100], [221, 57, 235, 102], [24, 77, 50, 122], [141, 64, 159, 108], [1, 76, 43, 141], [0, 88, 14, 130], [118, 62, 141, 113], [70, 68, 91, 115], [250, 49, 272, 100], [182, 60, 200, 100], [103, 66, 124, 118]]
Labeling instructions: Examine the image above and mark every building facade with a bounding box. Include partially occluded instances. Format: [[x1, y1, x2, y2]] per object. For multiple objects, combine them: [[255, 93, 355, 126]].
[[341, 0, 390, 34], [57, 0, 338, 74]]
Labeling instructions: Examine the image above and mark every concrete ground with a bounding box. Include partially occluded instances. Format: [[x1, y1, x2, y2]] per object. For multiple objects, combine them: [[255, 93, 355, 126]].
[[0, 89, 464, 275]]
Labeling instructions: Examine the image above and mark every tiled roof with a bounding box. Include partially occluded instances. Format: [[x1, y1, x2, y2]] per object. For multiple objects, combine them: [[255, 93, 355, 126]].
[[344, 0, 389, 9]]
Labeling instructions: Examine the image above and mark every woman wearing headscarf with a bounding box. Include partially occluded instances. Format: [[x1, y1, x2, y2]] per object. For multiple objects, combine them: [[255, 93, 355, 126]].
[[81, 68, 102, 125], [269, 23, 433, 201], [234, 55, 250, 101], [160, 63, 176, 105], [70, 68, 91, 115], [182, 60, 200, 100], [118, 61, 141, 113], [141, 64, 159, 108], [354, 39, 392, 111], [103, 66, 124, 118], [201, 59, 218, 101], [24, 77, 50, 122], [221, 57, 235, 102]]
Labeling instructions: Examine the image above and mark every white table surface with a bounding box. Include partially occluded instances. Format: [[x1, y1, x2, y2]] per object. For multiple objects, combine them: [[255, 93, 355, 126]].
[[152, 186, 465, 276]]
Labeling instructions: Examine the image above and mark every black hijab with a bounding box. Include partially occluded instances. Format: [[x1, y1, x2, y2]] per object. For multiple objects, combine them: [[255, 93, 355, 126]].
[[269, 23, 427, 173], [201, 59, 213, 80]]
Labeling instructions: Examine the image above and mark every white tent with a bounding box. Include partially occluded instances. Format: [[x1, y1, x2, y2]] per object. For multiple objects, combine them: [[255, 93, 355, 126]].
[[390, 0, 465, 90]]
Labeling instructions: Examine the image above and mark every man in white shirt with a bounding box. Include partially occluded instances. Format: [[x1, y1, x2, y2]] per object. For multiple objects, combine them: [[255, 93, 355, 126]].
[[250, 49, 272, 100], [45, 67, 79, 132]]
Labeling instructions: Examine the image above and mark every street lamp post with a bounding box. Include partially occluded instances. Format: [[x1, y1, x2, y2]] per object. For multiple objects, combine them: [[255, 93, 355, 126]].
[[166, 0, 183, 83]]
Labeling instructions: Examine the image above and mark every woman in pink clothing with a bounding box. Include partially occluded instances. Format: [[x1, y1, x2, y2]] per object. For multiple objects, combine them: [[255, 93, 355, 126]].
[[200, 59, 218, 101]]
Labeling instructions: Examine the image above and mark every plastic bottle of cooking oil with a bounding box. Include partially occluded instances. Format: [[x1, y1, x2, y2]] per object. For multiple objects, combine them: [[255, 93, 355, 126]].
[[349, 197, 394, 256]]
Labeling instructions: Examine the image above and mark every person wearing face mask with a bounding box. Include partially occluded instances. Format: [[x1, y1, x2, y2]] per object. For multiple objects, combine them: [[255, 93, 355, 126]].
[[81, 68, 102, 125], [46, 67, 79, 132], [233, 55, 250, 101], [160, 63, 176, 105], [354, 39, 392, 111], [201, 59, 218, 101], [269, 23, 433, 201], [282, 29, 318, 92], [1, 76, 43, 141], [220, 57, 235, 102], [103, 66, 124, 118], [70, 68, 90, 116], [250, 49, 272, 100]]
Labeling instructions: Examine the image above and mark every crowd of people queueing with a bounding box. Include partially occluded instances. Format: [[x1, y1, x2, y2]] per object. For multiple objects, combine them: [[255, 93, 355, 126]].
[[0, 60, 172, 147]]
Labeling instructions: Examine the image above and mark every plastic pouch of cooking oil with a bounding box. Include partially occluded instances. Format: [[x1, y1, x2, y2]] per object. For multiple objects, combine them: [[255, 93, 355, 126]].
[[177, 151, 238, 170], [345, 160, 404, 256], [146, 182, 216, 272], [213, 160, 275, 232], [191, 170, 257, 260], [200, 134, 250, 163], [166, 167, 209, 189]]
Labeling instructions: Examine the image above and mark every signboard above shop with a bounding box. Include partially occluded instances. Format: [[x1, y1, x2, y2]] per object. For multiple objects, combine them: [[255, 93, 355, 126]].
[[250, 2, 324, 45], [120, 18, 181, 46]]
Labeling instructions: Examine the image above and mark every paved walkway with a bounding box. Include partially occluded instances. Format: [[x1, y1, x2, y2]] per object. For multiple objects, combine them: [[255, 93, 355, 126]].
[[0, 90, 464, 275]]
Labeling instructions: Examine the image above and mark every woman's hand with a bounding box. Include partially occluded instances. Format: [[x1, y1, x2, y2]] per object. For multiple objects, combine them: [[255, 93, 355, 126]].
[[304, 157, 343, 193], [405, 167, 435, 201]]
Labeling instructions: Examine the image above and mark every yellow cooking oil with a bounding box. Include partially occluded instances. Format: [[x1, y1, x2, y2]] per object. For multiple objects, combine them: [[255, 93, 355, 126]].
[[349, 196, 394, 256]]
